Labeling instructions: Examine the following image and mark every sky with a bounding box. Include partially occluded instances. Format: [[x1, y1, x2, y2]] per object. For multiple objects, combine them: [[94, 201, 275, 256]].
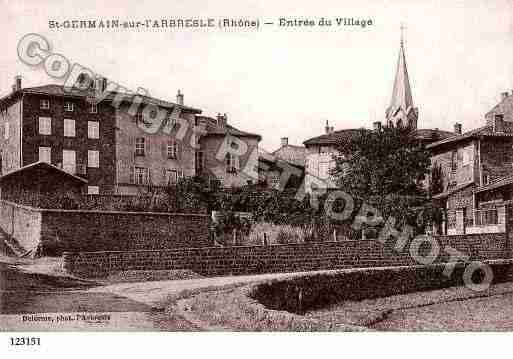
[[1, 0, 513, 150]]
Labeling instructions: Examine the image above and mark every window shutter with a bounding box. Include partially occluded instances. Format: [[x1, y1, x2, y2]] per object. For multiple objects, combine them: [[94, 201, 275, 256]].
[[147, 168, 152, 185], [234, 155, 240, 170], [162, 141, 167, 159], [130, 165, 135, 184], [146, 137, 150, 155], [176, 141, 181, 160]]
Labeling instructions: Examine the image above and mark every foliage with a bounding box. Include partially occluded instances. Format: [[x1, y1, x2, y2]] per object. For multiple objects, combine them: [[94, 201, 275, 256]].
[[332, 126, 437, 233], [430, 162, 444, 195]]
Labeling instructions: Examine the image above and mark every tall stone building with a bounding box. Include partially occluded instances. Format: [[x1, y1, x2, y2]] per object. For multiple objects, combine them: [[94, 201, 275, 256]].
[[0, 76, 116, 195], [428, 97, 513, 235]]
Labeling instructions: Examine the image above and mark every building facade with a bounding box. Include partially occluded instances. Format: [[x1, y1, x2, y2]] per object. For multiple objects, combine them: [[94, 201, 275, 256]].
[[113, 92, 202, 195], [0, 75, 262, 196], [0, 77, 116, 195], [429, 108, 513, 235], [195, 114, 261, 188]]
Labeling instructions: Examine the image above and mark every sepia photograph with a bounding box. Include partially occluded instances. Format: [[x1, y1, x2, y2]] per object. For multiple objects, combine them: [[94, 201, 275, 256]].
[[1, 1, 513, 354]]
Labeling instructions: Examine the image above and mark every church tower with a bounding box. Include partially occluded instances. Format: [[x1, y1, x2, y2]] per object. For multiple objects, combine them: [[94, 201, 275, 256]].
[[385, 28, 418, 130]]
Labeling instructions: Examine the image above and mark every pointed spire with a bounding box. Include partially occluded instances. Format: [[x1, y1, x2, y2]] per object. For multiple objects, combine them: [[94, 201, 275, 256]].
[[386, 25, 418, 129]]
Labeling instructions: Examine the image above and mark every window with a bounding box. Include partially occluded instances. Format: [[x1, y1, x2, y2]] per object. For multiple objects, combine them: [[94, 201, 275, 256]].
[[64, 119, 75, 137], [39, 117, 51, 135], [225, 153, 239, 174], [62, 150, 76, 174], [90, 103, 98, 114], [4, 122, 9, 139], [88, 150, 99, 168], [483, 174, 490, 186], [64, 102, 74, 112], [195, 151, 204, 174], [87, 186, 100, 195], [167, 140, 178, 159], [38, 147, 51, 163], [451, 151, 457, 172], [134, 167, 149, 185], [40, 99, 50, 110], [461, 149, 470, 166], [134, 111, 143, 123], [319, 162, 330, 179], [135, 137, 145, 156], [165, 169, 178, 185], [88, 121, 99, 139]]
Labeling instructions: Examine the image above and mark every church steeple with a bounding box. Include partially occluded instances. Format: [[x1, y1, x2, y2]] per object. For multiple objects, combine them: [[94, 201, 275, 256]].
[[386, 25, 418, 129]]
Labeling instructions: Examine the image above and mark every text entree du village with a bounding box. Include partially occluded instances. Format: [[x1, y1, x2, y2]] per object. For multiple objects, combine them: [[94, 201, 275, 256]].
[[48, 17, 373, 30]]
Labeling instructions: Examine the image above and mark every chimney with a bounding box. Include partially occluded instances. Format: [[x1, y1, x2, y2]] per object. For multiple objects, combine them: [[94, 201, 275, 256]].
[[501, 92, 509, 101], [325, 120, 330, 134], [454, 123, 462, 135], [373, 121, 382, 132], [281, 137, 289, 147], [216, 113, 227, 128], [13, 75, 22, 91], [493, 114, 504, 133], [176, 90, 184, 105], [94, 76, 107, 95]]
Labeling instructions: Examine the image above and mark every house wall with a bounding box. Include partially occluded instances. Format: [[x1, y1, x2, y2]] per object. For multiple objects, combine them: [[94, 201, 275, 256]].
[[430, 139, 477, 192], [20, 94, 116, 193], [200, 135, 260, 187], [0, 99, 22, 174], [272, 145, 306, 166], [480, 137, 513, 184], [304, 144, 338, 193], [114, 105, 196, 195]]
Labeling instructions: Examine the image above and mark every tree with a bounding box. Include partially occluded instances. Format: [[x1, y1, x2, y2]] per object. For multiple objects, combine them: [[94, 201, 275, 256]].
[[332, 126, 434, 230]]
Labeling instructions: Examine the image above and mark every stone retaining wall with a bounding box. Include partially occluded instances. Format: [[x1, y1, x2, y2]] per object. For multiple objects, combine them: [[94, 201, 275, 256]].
[[0, 200, 211, 254], [63, 232, 508, 277]]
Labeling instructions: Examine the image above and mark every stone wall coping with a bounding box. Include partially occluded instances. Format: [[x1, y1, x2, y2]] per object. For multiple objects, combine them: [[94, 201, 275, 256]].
[[61, 232, 505, 257], [61, 240, 365, 256], [0, 199, 208, 218]]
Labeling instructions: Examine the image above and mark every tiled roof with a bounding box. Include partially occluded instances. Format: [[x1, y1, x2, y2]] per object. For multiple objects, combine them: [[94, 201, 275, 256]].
[[485, 93, 513, 118], [196, 116, 261, 140], [426, 123, 513, 149], [0, 161, 88, 184], [304, 127, 454, 146], [475, 175, 513, 193], [415, 128, 455, 141], [432, 182, 474, 199], [272, 145, 306, 166], [1, 84, 202, 113], [303, 128, 367, 146]]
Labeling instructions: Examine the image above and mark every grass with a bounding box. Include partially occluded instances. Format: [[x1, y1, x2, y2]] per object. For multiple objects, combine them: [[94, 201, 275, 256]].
[[177, 284, 365, 331], [102, 269, 203, 284]]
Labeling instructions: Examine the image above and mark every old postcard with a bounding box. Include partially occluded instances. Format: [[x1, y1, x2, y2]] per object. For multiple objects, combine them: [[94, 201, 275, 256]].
[[1, 0, 513, 348]]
